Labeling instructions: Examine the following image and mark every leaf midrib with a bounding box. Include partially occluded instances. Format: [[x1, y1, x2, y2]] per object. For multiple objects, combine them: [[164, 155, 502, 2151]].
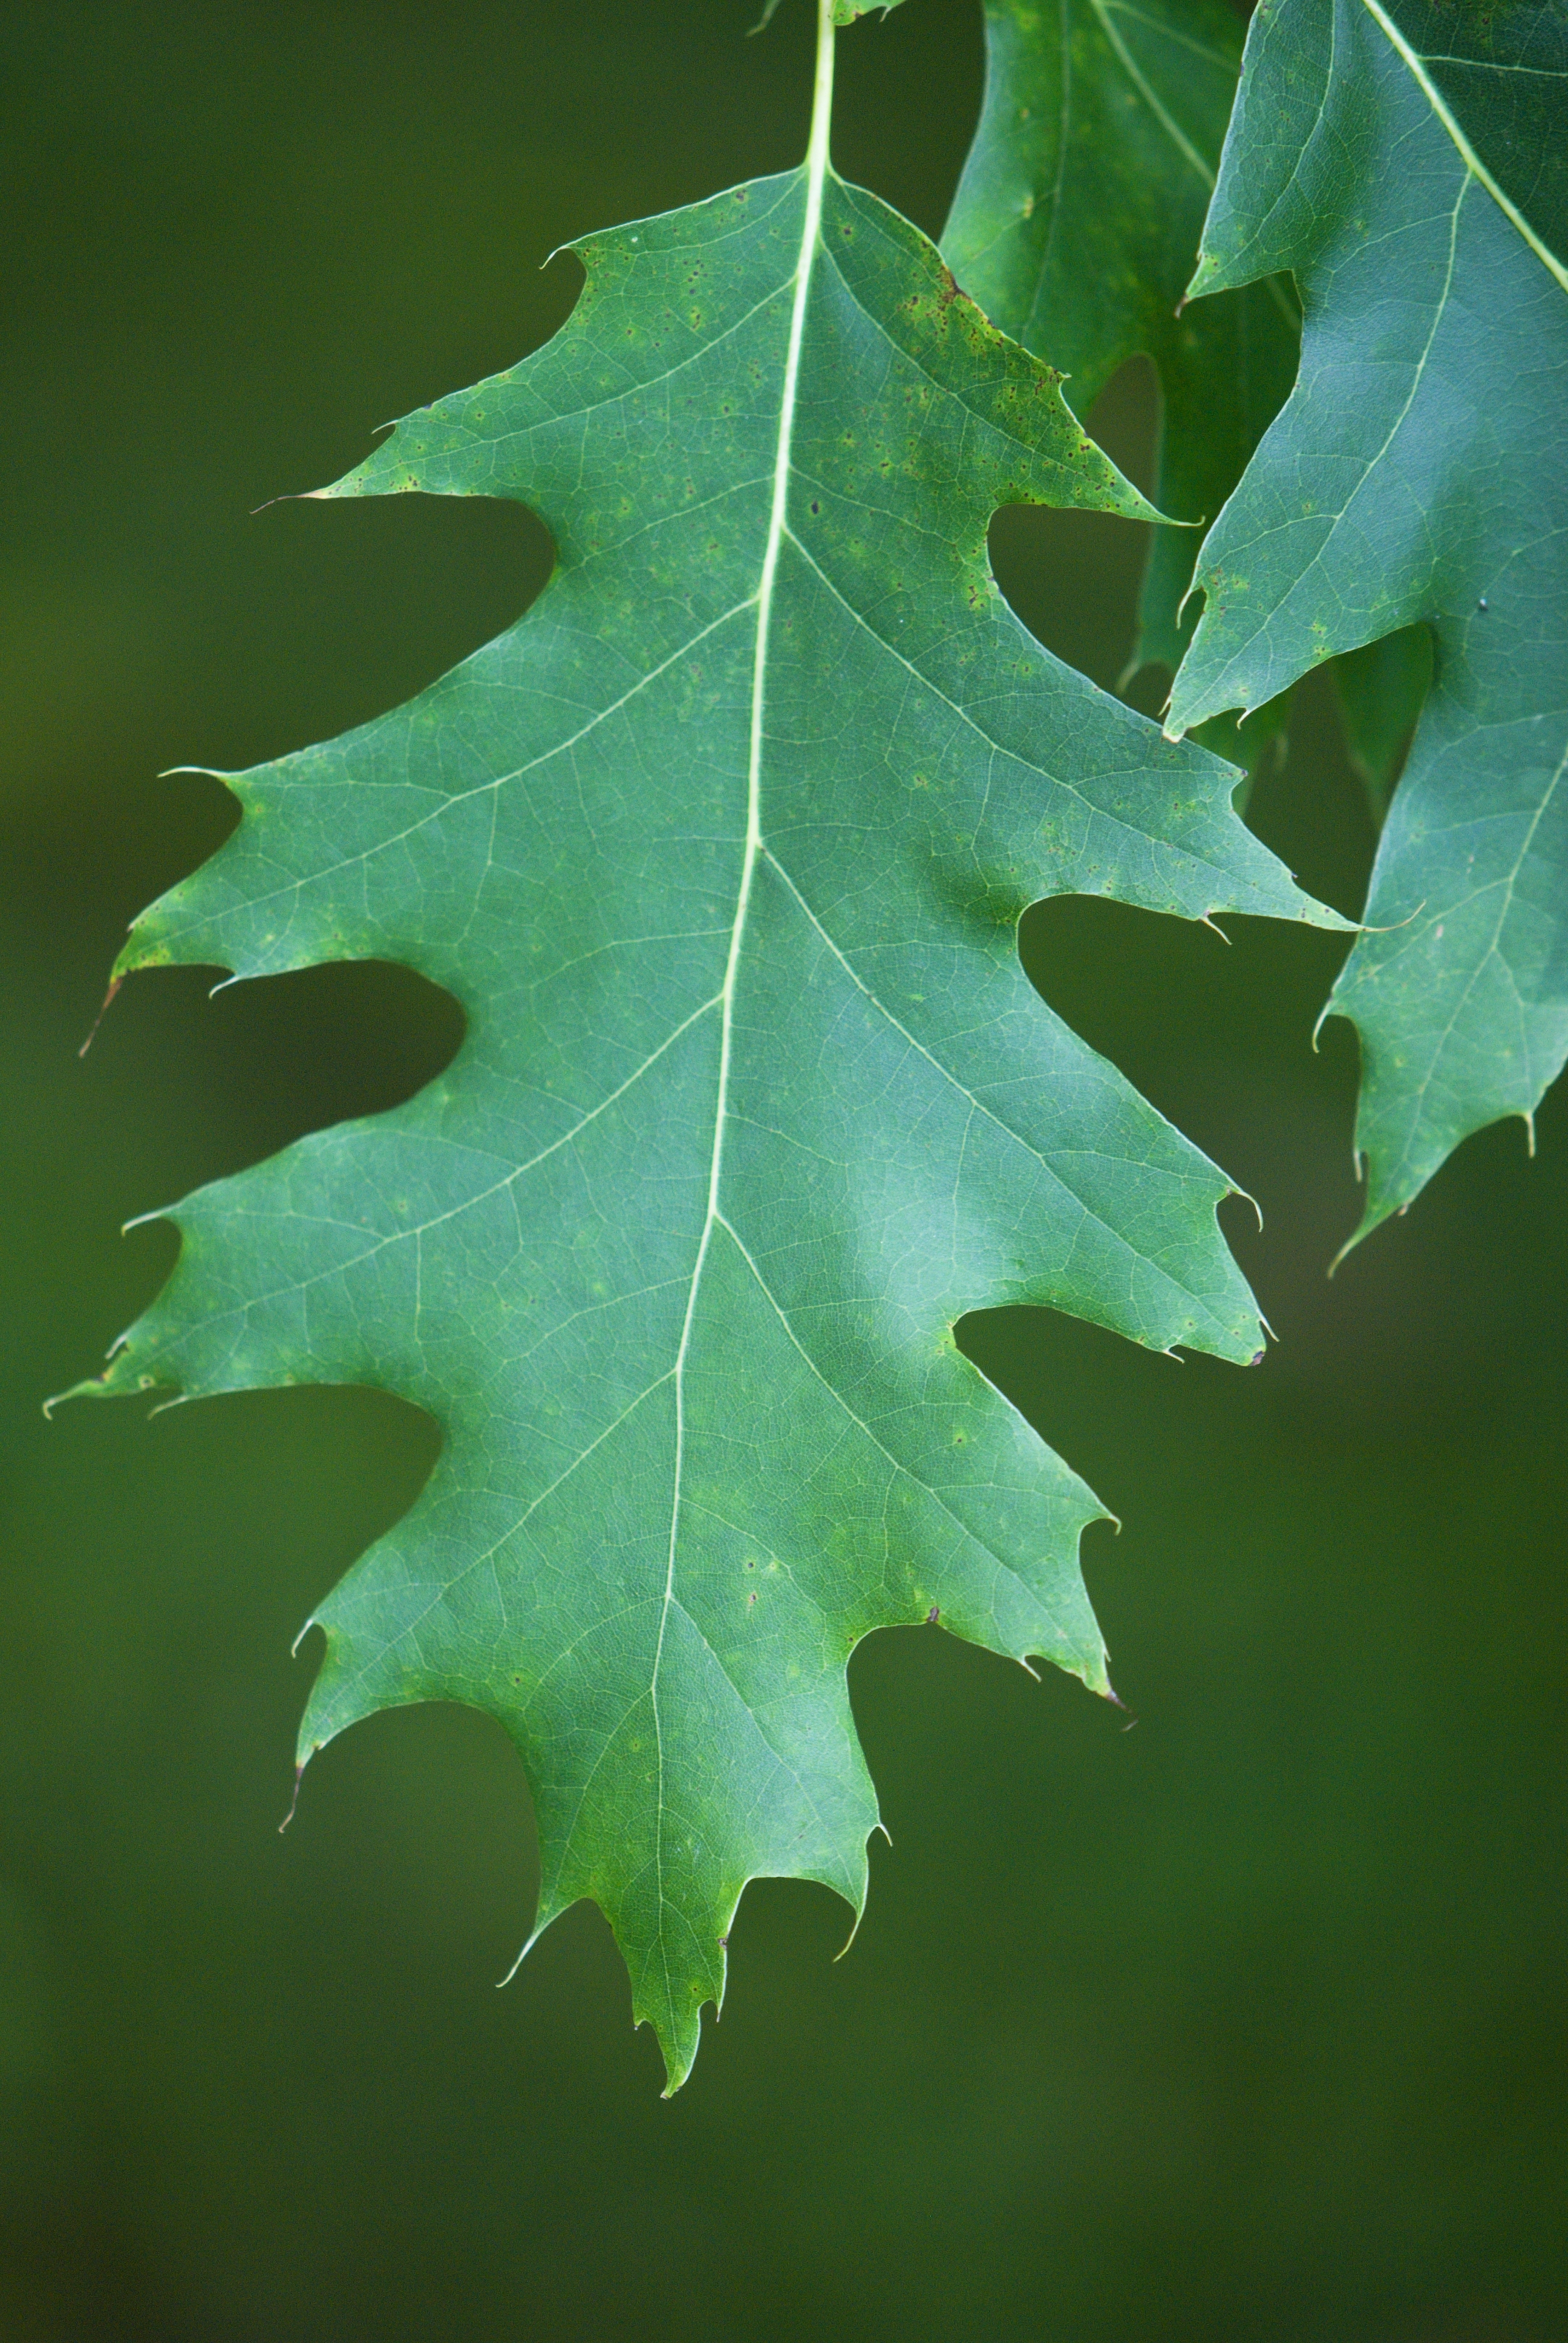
[[650, 17, 837, 1990], [1088, 0, 1217, 189], [1359, 0, 1568, 294]]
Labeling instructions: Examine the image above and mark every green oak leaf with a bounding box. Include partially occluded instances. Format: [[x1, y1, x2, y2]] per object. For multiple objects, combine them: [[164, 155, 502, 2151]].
[[1166, 0, 1568, 1239], [940, 0, 1301, 698], [66, 13, 1339, 2089]]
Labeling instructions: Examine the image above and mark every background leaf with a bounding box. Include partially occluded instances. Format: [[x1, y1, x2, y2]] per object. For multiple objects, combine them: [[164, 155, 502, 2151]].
[[940, 0, 1299, 704], [68, 119, 1332, 2086], [1167, 0, 1568, 1238], [1330, 623, 1432, 825]]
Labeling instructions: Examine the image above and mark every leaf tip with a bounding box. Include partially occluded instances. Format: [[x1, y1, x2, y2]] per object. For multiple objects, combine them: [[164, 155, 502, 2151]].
[[77, 974, 123, 1058], [1103, 1681, 1137, 1729], [278, 1763, 305, 1835], [833, 1880, 871, 1964]]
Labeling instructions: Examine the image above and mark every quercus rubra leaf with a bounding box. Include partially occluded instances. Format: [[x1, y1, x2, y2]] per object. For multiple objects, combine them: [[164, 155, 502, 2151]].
[[940, 0, 1300, 735], [64, 2, 1340, 2088], [1166, 0, 1568, 1240]]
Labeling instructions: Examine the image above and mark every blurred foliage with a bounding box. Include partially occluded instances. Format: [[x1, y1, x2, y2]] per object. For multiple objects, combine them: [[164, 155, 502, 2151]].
[[1, 3, 1564, 2336]]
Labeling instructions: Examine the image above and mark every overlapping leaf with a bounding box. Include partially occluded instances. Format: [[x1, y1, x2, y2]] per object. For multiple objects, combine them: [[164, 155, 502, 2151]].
[[71, 115, 1338, 2084], [941, 0, 1299, 724], [1168, 0, 1568, 1236]]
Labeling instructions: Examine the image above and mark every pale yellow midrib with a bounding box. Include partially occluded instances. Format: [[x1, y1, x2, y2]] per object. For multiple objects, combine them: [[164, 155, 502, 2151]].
[[645, 0, 838, 2023]]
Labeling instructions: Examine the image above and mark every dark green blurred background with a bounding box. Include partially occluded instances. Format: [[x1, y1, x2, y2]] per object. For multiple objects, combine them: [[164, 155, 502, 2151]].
[[4, 4, 1564, 2336]]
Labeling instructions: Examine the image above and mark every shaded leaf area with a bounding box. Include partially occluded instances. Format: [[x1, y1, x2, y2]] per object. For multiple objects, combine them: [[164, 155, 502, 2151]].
[[73, 165, 1332, 2086], [1330, 622, 1432, 826], [941, 0, 1299, 752], [1168, 0, 1568, 1239], [1380, 0, 1567, 261]]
